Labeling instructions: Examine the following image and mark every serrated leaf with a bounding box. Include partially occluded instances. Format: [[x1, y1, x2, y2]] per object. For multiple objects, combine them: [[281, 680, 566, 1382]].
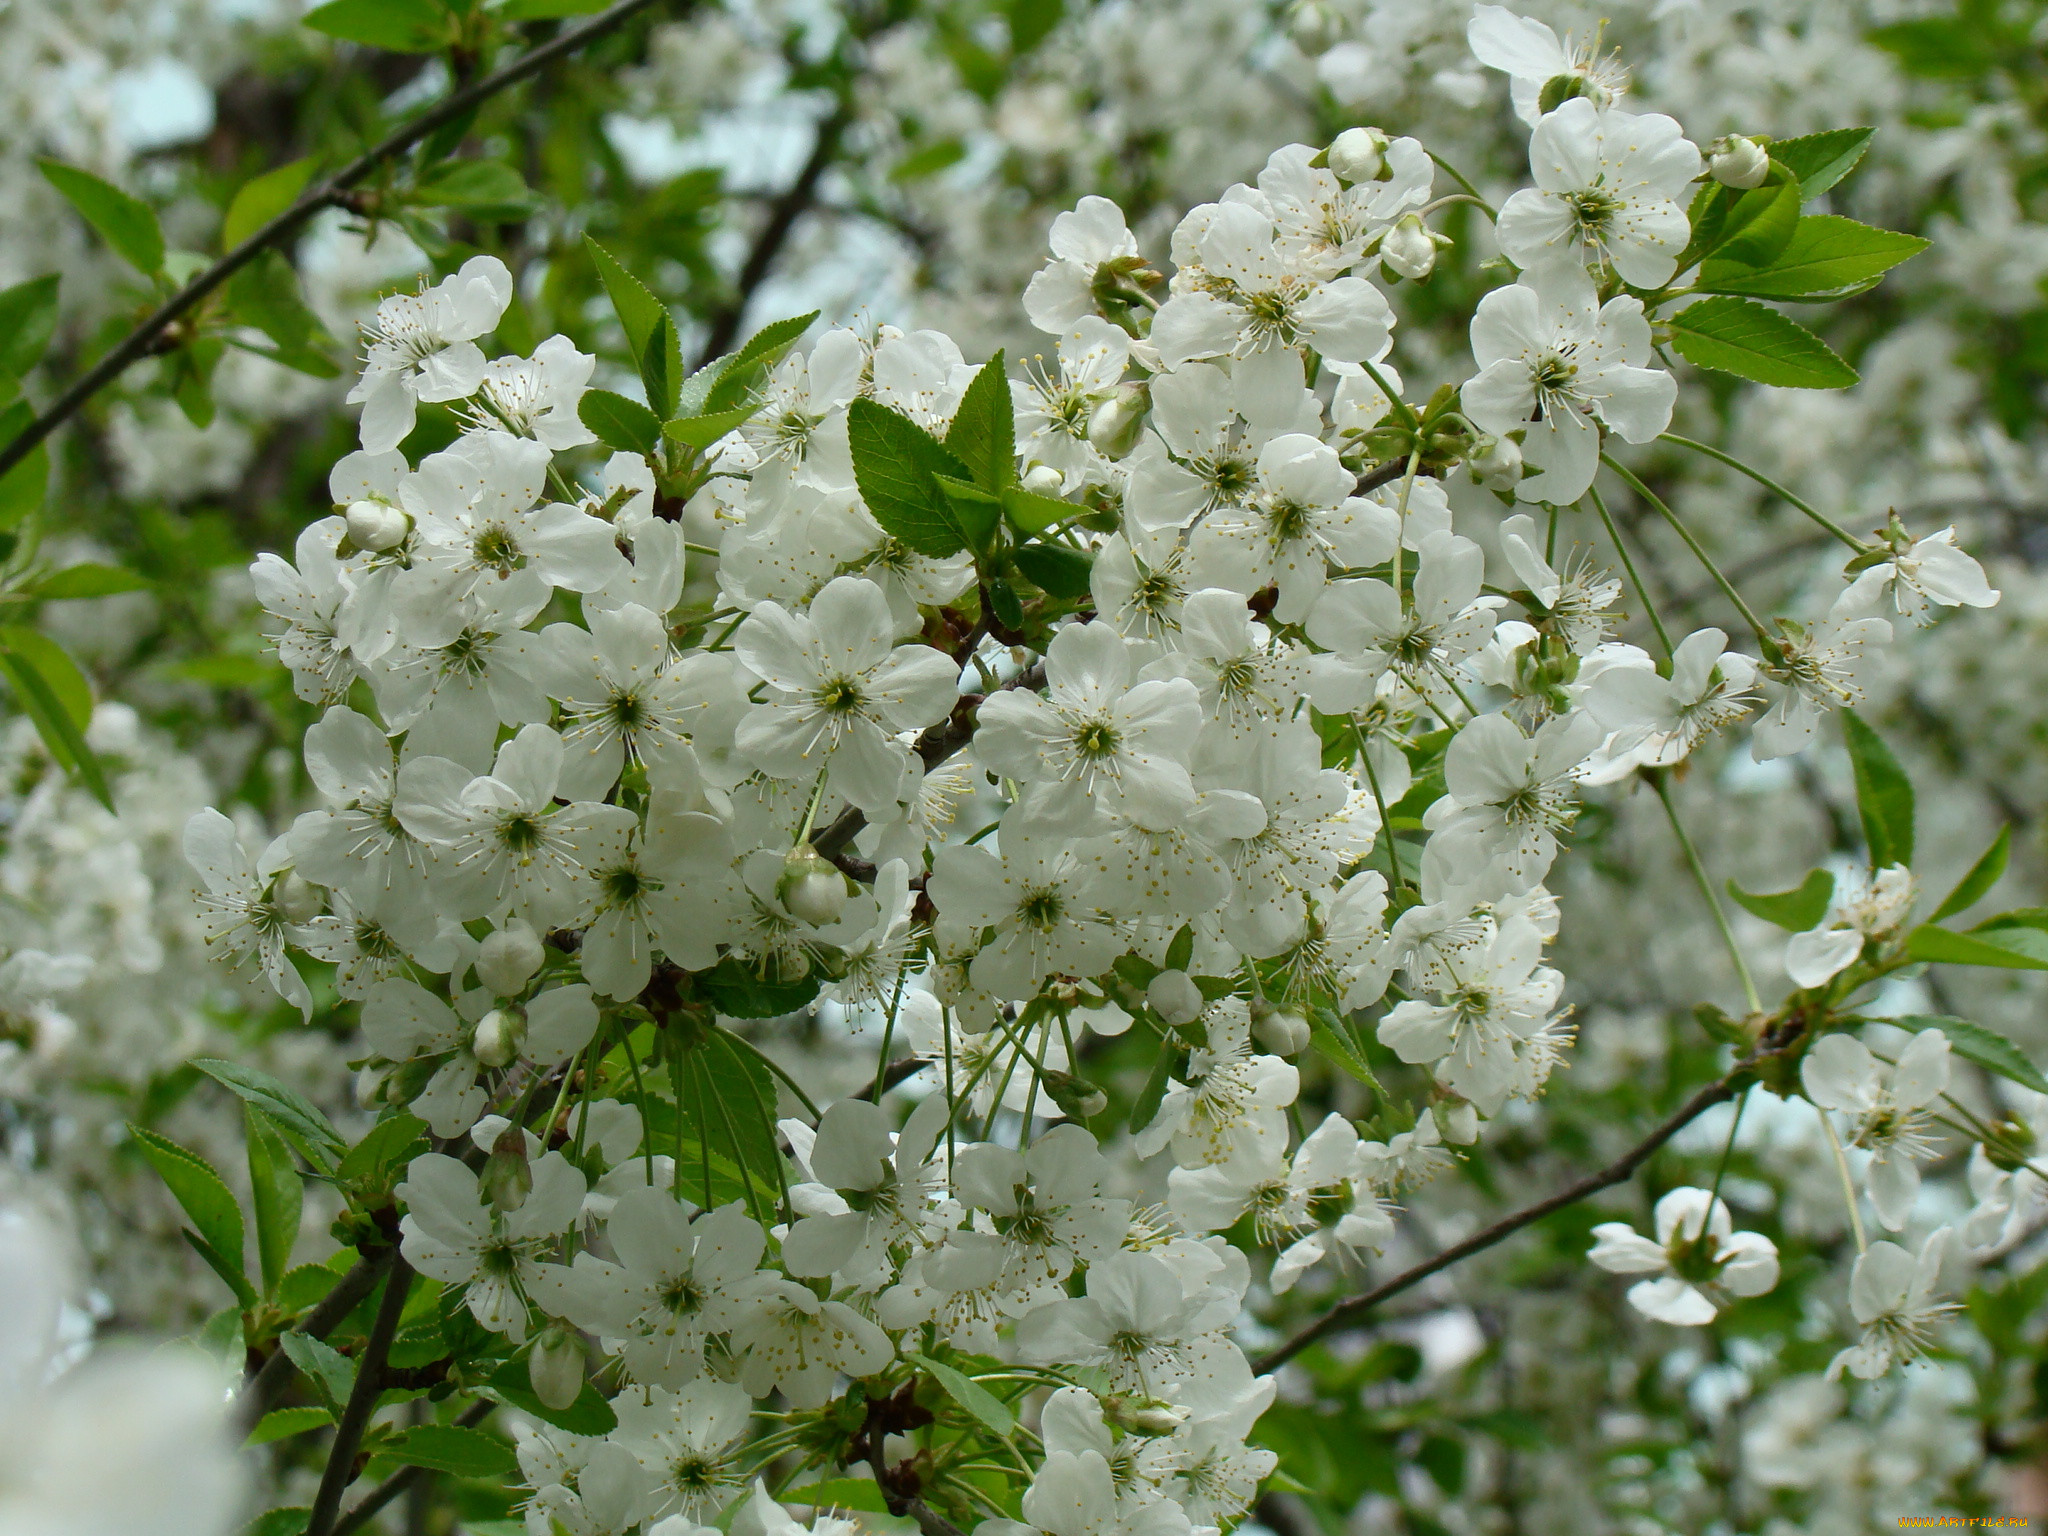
[[408, 160, 536, 220], [696, 956, 822, 1019], [1841, 710, 1913, 869], [704, 311, 819, 415], [1, 632, 112, 807], [1768, 128, 1875, 201], [1667, 296, 1858, 389], [302, 0, 449, 52], [1905, 925, 2048, 972], [184, 1228, 259, 1310], [192, 1059, 345, 1169], [1311, 1015, 1384, 1094], [640, 313, 681, 420], [481, 1355, 617, 1434], [246, 1107, 302, 1296], [908, 1350, 1016, 1436], [337, 1111, 428, 1190], [276, 1262, 342, 1316], [784, 1478, 891, 1513], [39, 160, 164, 275], [1933, 826, 2009, 922], [280, 1329, 357, 1413], [847, 398, 971, 558], [944, 351, 1014, 492], [584, 236, 666, 360], [245, 1406, 333, 1447], [1890, 1014, 2048, 1095], [578, 389, 662, 456], [223, 159, 316, 250], [1706, 178, 1800, 269], [664, 405, 758, 449], [0, 274, 61, 379], [33, 563, 148, 600], [934, 473, 1003, 553], [382, 1423, 518, 1478], [1002, 485, 1073, 535], [1011, 542, 1092, 598], [1700, 215, 1928, 300], [1726, 868, 1835, 931], [130, 1124, 244, 1279]]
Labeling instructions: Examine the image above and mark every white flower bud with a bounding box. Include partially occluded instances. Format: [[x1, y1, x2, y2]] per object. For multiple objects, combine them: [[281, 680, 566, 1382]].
[[780, 848, 848, 927], [272, 872, 321, 924], [477, 920, 546, 997], [1103, 1395, 1188, 1436], [1147, 970, 1204, 1026], [1087, 384, 1149, 459], [1021, 462, 1066, 497], [1380, 214, 1438, 281], [528, 1327, 586, 1411], [1435, 1100, 1480, 1145], [1251, 1003, 1312, 1055], [472, 1005, 528, 1069], [1466, 433, 1523, 491], [1328, 126, 1388, 184], [482, 1123, 532, 1212], [344, 499, 410, 552], [1709, 135, 1771, 190]]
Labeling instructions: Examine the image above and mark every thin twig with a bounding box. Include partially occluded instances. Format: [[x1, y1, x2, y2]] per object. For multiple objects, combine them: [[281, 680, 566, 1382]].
[[237, 1248, 393, 1428], [307, 1255, 417, 1536], [329, 1399, 496, 1536], [0, 0, 675, 480]]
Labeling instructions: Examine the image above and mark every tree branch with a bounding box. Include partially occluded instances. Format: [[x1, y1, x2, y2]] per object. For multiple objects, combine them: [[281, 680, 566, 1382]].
[[328, 1397, 495, 1536], [237, 1247, 394, 1428], [0, 0, 677, 481], [307, 1255, 417, 1536], [1252, 1068, 1751, 1374]]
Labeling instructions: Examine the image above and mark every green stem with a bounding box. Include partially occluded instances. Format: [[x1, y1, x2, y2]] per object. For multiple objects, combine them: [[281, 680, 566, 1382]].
[[871, 970, 909, 1104], [1354, 719, 1404, 889], [723, 1029, 822, 1119], [1601, 454, 1770, 642], [1708, 1088, 1748, 1204], [1651, 773, 1762, 1015], [1659, 433, 1868, 552], [1816, 1107, 1868, 1254], [1586, 484, 1674, 659], [1423, 151, 1498, 219]]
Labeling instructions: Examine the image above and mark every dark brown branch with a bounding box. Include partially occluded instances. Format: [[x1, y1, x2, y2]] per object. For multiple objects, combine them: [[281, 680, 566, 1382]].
[[907, 1501, 968, 1536], [307, 1255, 417, 1536], [328, 1398, 495, 1536], [1355, 458, 1414, 495], [860, 1053, 931, 1101], [1252, 1068, 1748, 1374], [695, 105, 851, 367], [0, 0, 676, 481], [237, 1247, 394, 1428]]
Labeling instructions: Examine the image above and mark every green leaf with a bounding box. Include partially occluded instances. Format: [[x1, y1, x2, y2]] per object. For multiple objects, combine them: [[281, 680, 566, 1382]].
[[192, 1059, 346, 1170], [578, 389, 663, 456], [934, 474, 1004, 553], [246, 1107, 302, 1296], [240, 1509, 312, 1536], [1841, 710, 1914, 868], [944, 352, 1015, 492], [223, 159, 317, 250], [1163, 924, 1195, 974], [1005, 0, 1065, 53], [32, 563, 149, 599], [784, 1478, 891, 1514], [276, 1262, 342, 1316], [0, 400, 48, 529], [481, 1355, 617, 1434], [0, 275, 61, 379], [129, 1124, 244, 1279], [889, 140, 968, 183], [696, 956, 823, 1019], [302, 0, 449, 52], [279, 1330, 357, 1413], [704, 311, 821, 415], [228, 251, 338, 376], [640, 313, 681, 420], [1933, 826, 2009, 922], [1129, 1047, 1178, 1134], [494, 0, 610, 16], [38, 161, 164, 275], [245, 1406, 332, 1447], [408, 160, 536, 220], [382, 1424, 517, 1478], [986, 577, 1024, 632], [847, 398, 973, 559], [184, 1228, 259, 1310], [1699, 216, 1928, 300], [1726, 868, 1835, 931], [336, 1111, 428, 1190], [0, 627, 112, 809], [907, 1351, 1016, 1436], [1706, 178, 1800, 269], [1311, 1013, 1384, 1094], [664, 405, 758, 450], [1667, 297, 1859, 389], [1767, 128, 1875, 201], [1967, 922, 2048, 964], [1001, 485, 1073, 536], [1010, 542, 1093, 598], [1889, 1014, 2048, 1095], [584, 236, 667, 361], [1905, 925, 2048, 972]]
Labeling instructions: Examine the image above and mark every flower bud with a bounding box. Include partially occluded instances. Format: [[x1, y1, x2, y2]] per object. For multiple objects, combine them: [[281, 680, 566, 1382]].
[[1103, 1395, 1188, 1437], [1537, 73, 1590, 115], [482, 1123, 532, 1212], [1380, 215, 1438, 281], [344, 499, 410, 552], [1465, 433, 1523, 491], [1708, 135, 1770, 190], [477, 920, 546, 997], [1086, 384, 1149, 460], [472, 1004, 528, 1069], [1327, 126, 1388, 184], [1251, 1001, 1312, 1055], [1042, 1070, 1109, 1120], [1021, 463, 1065, 497], [528, 1327, 586, 1410], [1434, 1100, 1480, 1145], [780, 848, 848, 927], [272, 872, 322, 924], [1146, 970, 1204, 1026]]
